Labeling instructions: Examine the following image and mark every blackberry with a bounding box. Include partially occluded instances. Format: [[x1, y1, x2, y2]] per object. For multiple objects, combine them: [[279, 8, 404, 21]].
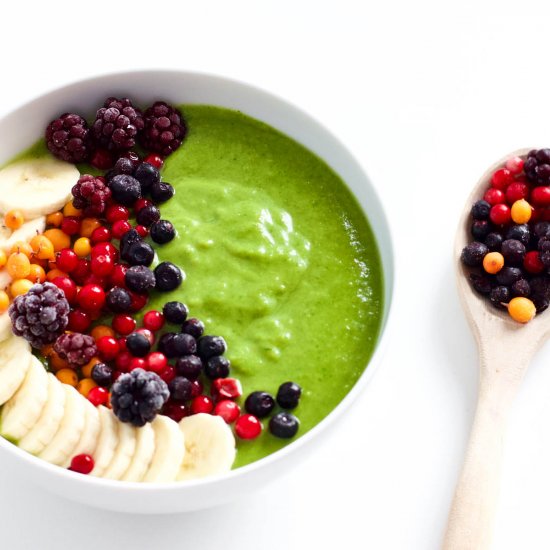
[[140, 101, 186, 156], [109, 174, 142, 206], [469, 273, 493, 295], [175, 355, 202, 379], [496, 266, 522, 286], [106, 286, 132, 313], [92, 97, 144, 152], [204, 355, 230, 379], [71, 175, 111, 217], [484, 232, 503, 251], [538, 236, 550, 268], [136, 205, 161, 227], [471, 220, 491, 241], [168, 376, 193, 401], [524, 149, 550, 185], [134, 162, 160, 193], [154, 262, 183, 291], [245, 391, 275, 418], [150, 220, 175, 244], [126, 241, 154, 267], [150, 182, 175, 204], [198, 335, 227, 359], [276, 382, 302, 409], [471, 200, 491, 220], [461, 242, 488, 267], [163, 301, 189, 324], [505, 225, 530, 247], [512, 279, 531, 298], [9, 282, 70, 348], [91, 362, 113, 387], [54, 332, 97, 367], [501, 239, 525, 266], [269, 412, 299, 439], [125, 265, 156, 292], [126, 332, 151, 357], [111, 368, 169, 426], [490, 285, 511, 309], [45, 113, 90, 163], [182, 318, 204, 338]]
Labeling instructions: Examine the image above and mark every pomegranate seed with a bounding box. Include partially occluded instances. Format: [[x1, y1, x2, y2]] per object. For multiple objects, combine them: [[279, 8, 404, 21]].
[[51, 276, 78, 304], [143, 310, 165, 332], [531, 186, 550, 206], [191, 395, 214, 414], [163, 401, 188, 422], [159, 365, 176, 383], [491, 168, 514, 190], [524, 250, 545, 274], [505, 156, 525, 175], [105, 205, 130, 224], [115, 350, 133, 372], [211, 378, 242, 400], [112, 314, 136, 336], [505, 181, 529, 204], [146, 352, 168, 374], [235, 414, 262, 439], [489, 204, 511, 225], [483, 188, 505, 206], [96, 336, 120, 361], [190, 379, 203, 398], [144, 154, 164, 168], [129, 357, 147, 371], [128, 290, 148, 312], [67, 309, 91, 332], [77, 284, 106, 311], [90, 148, 114, 170], [135, 328, 155, 345], [69, 454, 94, 475], [56, 248, 78, 273], [214, 400, 240, 423], [110, 263, 128, 287], [71, 258, 91, 285], [111, 220, 132, 240], [135, 225, 148, 238], [134, 198, 152, 212], [91, 226, 112, 244], [87, 386, 109, 407], [61, 216, 81, 235]]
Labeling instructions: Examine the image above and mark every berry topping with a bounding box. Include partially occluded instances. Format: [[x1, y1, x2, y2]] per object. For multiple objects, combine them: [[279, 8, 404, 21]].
[[276, 381, 302, 409], [133, 162, 161, 192], [461, 242, 489, 267], [524, 149, 550, 185], [471, 200, 491, 220], [125, 241, 155, 267], [54, 332, 97, 367], [46, 113, 90, 163], [150, 182, 175, 204], [106, 287, 132, 313], [108, 174, 142, 206], [235, 414, 262, 440], [124, 265, 156, 292], [91, 362, 113, 387], [269, 412, 299, 439], [197, 335, 227, 359], [126, 332, 151, 357], [168, 376, 193, 401], [154, 261, 183, 291], [140, 101, 186, 156], [136, 204, 161, 227], [182, 318, 204, 338], [175, 355, 202, 379], [143, 310, 164, 332], [214, 400, 240, 424], [211, 378, 242, 400], [87, 386, 109, 406], [69, 454, 94, 475], [244, 391, 275, 418], [150, 220, 176, 244], [204, 355, 230, 379], [163, 301, 189, 324], [71, 175, 111, 217], [190, 395, 213, 414]]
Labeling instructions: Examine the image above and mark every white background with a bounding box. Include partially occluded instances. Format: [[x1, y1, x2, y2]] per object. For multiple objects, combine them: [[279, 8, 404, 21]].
[[1, 1, 550, 548]]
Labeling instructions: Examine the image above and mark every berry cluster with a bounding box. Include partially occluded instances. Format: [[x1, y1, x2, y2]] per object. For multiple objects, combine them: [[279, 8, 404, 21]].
[[461, 151, 550, 323]]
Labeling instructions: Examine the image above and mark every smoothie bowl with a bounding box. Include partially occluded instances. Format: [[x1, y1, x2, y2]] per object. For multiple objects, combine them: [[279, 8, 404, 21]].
[[0, 70, 393, 513]]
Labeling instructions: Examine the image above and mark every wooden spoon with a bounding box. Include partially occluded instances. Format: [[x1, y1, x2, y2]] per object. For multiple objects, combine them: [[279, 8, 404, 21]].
[[444, 148, 550, 549]]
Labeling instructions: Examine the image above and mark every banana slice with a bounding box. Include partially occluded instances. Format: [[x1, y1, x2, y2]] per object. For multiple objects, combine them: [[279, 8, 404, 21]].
[[142, 415, 185, 483], [102, 422, 137, 480], [63, 399, 100, 466], [19, 373, 65, 455], [39, 384, 86, 466], [177, 414, 236, 481], [90, 406, 119, 477], [0, 335, 32, 405], [0, 158, 79, 219], [121, 423, 155, 482]]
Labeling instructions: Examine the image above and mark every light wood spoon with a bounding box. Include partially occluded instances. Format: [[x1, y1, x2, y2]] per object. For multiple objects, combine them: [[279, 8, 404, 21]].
[[444, 148, 550, 550]]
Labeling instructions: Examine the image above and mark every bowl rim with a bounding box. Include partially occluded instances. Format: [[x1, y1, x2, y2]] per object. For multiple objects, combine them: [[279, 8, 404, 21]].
[[0, 68, 396, 493]]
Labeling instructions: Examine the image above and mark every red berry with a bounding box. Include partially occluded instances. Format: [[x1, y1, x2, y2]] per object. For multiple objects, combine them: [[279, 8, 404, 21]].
[[190, 379, 204, 398], [77, 284, 106, 311], [83, 273, 108, 287], [505, 156, 525, 175], [489, 204, 511, 225], [235, 414, 262, 439], [118, 337, 127, 351], [96, 336, 120, 361], [524, 250, 545, 274], [105, 204, 130, 224], [122, 151, 141, 166], [143, 310, 165, 332], [483, 188, 505, 206], [115, 351, 133, 372], [543, 208, 550, 222], [69, 454, 94, 475], [144, 154, 164, 168], [71, 258, 90, 285], [90, 254, 114, 277], [135, 328, 155, 345], [61, 216, 81, 235], [112, 314, 136, 336], [491, 168, 514, 190], [129, 357, 147, 371], [56, 248, 78, 273], [135, 225, 148, 238], [531, 186, 550, 206], [134, 198, 152, 212], [159, 365, 176, 383], [211, 378, 242, 400], [91, 226, 111, 244], [163, 401, 188, 422], [110, 263, 128, 287], [111, 219, 132, 240], [214, 400, 240, 423], [51, 276, 78, 304], [67, 309, 91, 332], [505, 181, 529, 204], [87, 386, 109, 407], [90, 148, 114, 170], [146, 351, 168, 374], [112, 371, 123, 383], [191, 395, 213, 414], [128, 290, 148, 312]]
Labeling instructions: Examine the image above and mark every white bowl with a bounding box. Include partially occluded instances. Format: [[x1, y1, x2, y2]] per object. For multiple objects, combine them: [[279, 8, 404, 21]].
[[0, 70, 394, 513]]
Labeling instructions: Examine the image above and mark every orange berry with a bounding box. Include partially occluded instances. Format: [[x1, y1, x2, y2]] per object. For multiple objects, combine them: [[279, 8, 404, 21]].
[[56, 368, 79, 387], [30, 235, 55, 260], [46, 268, 69, 281], [508, 297, 536, 323], [10, 278, 33, 297], [4, 209, 24, 230], [41, 344, 54, 357], [74, 237, 91, 258], [46, 211, 64, 227], [511, 199, 532, 224], [0, 290, 9, 313], [77, 378, 98, 398], [483, 252, 504, 274], [63, 200, 82, 218], [0, 250, 7, 269], [50, 351, 72, 372], [26, 263, 46, 283], [81, 357, 101, 379], [80, 218, 102, 239], [90, 325, 116, 341], [43, 228, 71, 252], [9, 241, 33, 258], [7, 252, 31, 279]]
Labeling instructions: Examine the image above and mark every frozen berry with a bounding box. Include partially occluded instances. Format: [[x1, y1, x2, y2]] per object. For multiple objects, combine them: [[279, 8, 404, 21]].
[[126, 241, 154, 267], [269, 412, 299, 439], [56, 248, 79, 273], [175, 355, 202, 379], [512, 279, 531, 298], [157, 332, 176, 355], [524, 149, 550, 185], [169, 333, 197, 357], [90, 149, 114, 170], [204, 355, 230, 380], [69, 454, 94, 475], [506, 181, 529, 204], [182, 318, 204, 338], [106, 286, 132, 313], [469, 273, 493, 295], [461, 242, 488, 267], [168, 376, 193, 401], [505, 224, 530, 247], [471, 200, 491, 220], [54, 332, 97, 366], [112, 314, 136, 336], [77, 284, 105, 311], [96, 335, 120, 361], [163, 401, 188, 422], [471, 220, 491, 241], [191, 395, 214, 414], [125, 265, 156, 292], [198, 335, 227, 359], [119, 229, 142, 260], [91, 362, 113, 387], [235, 414, 262, 440], [491, 168, 514, 190], [126, 332, 151, 357], [531, 186, 550, 206], [214, 400, 240, 424], [46, 113, 90, 163], [144, 154, 163, 169], [136, 204, 160, 227], [91, 226, 111, 244], [163, 301, 189, 324], [524, 251, 545, 274], [106, 204, 130, 224], [51, 276, 78, 304], [67, 309, 91, 332], [71, 175, 111, 217], [133, 162, 160, 192], [490, 285, 511, 309], [490, 204, 511, 225], [501, 239, 526, 266], [276, 381, 302, 409], [245, 391, 275, 418], [496, 266, 522, 286], [111, 219, 132, 240], [150, 182, 175, 204], [109, 174, 142, 206], [484, 232, 503, 251], [140, 101, 186, 156], [87, 386, 109, 407], [154, 262, 183, 291], [483, 188, 505, 206], [146, 351, 168, 374], [143, 310, 164, 332], [211, 378, 242, 400], [150, 220, 176, 244]]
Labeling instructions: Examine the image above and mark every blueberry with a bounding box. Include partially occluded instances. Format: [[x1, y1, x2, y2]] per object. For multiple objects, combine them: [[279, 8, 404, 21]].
[[120, 229, 142, 260], [106, 286, 132, 313], [163, 301, 189, 324], [150, 182, 175, 204], [269, 412, 299, 439], [109, 174, 142, 206], [154, 261, 183, 291], [496, 266, 522, 286], [150, 220, 176, 244], [136, 204, 161, 227], [461, 242, 488, 267], [198, 335, 227, 359], [276, 382, 302, 409], [175, 355, 203, 379], [471, 200, 491, 220], [245, 391, 275, 418], [484, 232, 503, 252], [91, 362, 113, 387], [469, 273, 493, 295], [168, 376, 193, 401], [126, 241, 155, 266], [168, 333, 197, 358], [204, 355, 230, 379], [512, 279, 530, 297], [490, 285, 511, 309], [501, 239, 526, 266], [126, 332, 151, 357], [182, 318, 204, 338], [505, 225, 530, 247], [534, 222, 550, 240], [157, 332, 176, 355], [471, 220, 492, 241], [125, 265, 156, 292], [133, 162, 160, 192]]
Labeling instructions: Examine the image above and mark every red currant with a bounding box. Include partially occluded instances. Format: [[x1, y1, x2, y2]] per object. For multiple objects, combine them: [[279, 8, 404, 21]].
[[105, 204, 130, 224], [87, 386, 109, 407], [524, 250, 545, 274], [505, 181, 529, 204], [159, 365, 176, 383], [115, 351, 133, 372], [56, 248, 78, 273], [146, 351, 167, 374], [61, 216, 81, 235], [69, 454, 94, 475], [191, 395, 214, 414], [51, 276, 77, 304], [91, 226, 112, 244], [129, 357, 147, 371], [128, 291, 148, 312], [67, 309, 91, 332], [71, 258, 91, 285], [505, 156, 525, 175], [163, 401, 188, 422], [135, 225, 148, 238], [112, 314, 136, 336], [118, 337, 127, 351], [489, 204, 511, 225], [97, 336, 120, 361], [235, 414, 262, 439], [144, 154, 164, 168], [111, 220, 132, 239], [483, 188, 505, 206], [77, 284, 106, 311], [214, 400, 240, 424], [110, 263, 128, 287], [491, 168, 514, 190], [143, 310, 165, 332], [90, 254, 114, 277], [531, 186, 550, 206], [211, 378, 243, 400], [134, 198, 152, 212], [90, 148, 114, 170]]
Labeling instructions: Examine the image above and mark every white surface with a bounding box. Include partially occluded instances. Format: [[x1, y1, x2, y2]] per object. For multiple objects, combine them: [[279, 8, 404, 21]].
[[1, 0, 550, 548]]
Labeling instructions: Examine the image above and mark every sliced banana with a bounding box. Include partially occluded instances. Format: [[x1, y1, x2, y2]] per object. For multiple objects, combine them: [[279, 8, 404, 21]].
[[90, 406, 119, 478], [0, 312, 12, 344], [177, 413, 236, 481], [19, 373, 65, 455], [0, 335, 32, 405], [142, 415, 185, 483], [64, 399, 100, 466], [0, 158, 79, 219], [121, 422, 155, 482], [0, 216, 46, 253], [102, 422, 137, 480], [0, 356, 48, 441], [39, 384, 86, 466]]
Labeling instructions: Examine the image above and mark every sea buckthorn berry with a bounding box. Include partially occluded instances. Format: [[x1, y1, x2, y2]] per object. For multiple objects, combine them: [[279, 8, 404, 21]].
[[91, 325, 116, 341], [4, 209, 24, 229], [26, 264, 46, 283], [80, 218, 102, 238], [489, 204, 511, 225], [144, 153, 164, 168], [191, 395, 213, 414], [46, 211, 63, 227], [30, 235, 55, 260], [63, 200, 83, 217], [483, 252, 504, 274], [61, 216, 81, 236], [10, 278, 33, 297], [0, 290, 8, 313], [56, 368, 78, 387], [67, 309, 91, 332], [146, 351, 168, 374], [91, 226, 111, 244], [46, 268, 69, 281], [508, 297, 536, 323], [112, 314, 136, 335], [77, 284, 105, 311], [524, 251, 545, 274], [74, 237, 92, 258], [214, 400, 240, 424], [0, 250, 6, 269], [143, 310, 165, 332], [69, 454, 94, 475], [43, 228, 71, 252], [87, 386, 109, 407], [56, 248, 78, 273], [483, 188, 505, 206], [50, 351, 71, 372], [491, 168, 514, 190], [506, 182, 529, 204], [7, 252, 30, 279], [235, 414, 262, 440], [77, 378, 98, 398], [511, 199, 532, 224], [82, 357, 101, 379], [51, 276, 78, 304], [531, 186, 550, 207], [105, 204, 130, 224], [505, 156, 525, 175], [96, 336, 120, 361], [112, 220, 132, 239]]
